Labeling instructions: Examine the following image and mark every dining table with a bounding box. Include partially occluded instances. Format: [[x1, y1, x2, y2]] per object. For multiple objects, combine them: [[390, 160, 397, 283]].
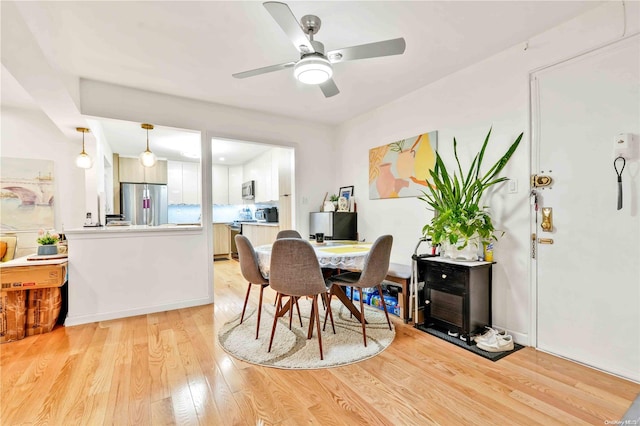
[[254, 240, 373, 323]]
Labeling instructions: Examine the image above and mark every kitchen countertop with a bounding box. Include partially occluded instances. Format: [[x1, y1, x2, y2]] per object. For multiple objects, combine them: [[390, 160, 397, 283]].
[[241, 222, 279, 227], [64, 224, 202, 235]]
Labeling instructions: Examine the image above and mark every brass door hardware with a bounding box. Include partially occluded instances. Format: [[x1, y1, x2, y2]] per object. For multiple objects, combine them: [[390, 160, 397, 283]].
[[538, 238, 554, 244], [531, 174, 553, 188], [541, 207, 553, 232], [531, 233, 536, 259]]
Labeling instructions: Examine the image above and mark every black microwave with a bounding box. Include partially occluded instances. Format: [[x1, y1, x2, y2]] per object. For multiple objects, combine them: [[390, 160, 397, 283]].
[[242, 180, 255, 200]]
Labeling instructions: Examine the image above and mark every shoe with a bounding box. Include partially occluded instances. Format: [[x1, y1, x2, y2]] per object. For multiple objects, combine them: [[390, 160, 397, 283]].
[[473, 326, 506, 344], [476, 334, 514, 352]]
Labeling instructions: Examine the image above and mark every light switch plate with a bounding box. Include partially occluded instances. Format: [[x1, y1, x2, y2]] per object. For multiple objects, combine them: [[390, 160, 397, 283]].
[[508, 179, 518, 193]]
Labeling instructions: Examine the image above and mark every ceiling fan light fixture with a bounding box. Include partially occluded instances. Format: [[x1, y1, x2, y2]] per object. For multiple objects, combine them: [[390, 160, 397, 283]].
[[294, 56, 332, 85]]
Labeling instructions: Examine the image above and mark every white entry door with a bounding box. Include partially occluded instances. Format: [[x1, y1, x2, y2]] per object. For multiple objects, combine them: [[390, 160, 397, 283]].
[[532, 36, 639, 381]]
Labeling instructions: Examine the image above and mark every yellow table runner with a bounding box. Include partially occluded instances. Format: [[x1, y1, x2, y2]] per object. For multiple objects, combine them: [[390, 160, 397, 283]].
[[318, 246, 370, 254]]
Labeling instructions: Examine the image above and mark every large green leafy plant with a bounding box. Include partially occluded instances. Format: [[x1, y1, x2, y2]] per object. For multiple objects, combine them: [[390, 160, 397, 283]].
[[420, 128, 523, 249]]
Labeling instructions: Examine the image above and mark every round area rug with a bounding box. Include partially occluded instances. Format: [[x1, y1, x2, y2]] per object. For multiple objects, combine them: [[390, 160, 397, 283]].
[[218, 298, 395, 369]]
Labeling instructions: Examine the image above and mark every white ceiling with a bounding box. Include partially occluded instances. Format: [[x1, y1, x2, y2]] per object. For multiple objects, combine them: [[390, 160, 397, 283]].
[[90, 117, 271, 165], [7, 1, 603, 161]]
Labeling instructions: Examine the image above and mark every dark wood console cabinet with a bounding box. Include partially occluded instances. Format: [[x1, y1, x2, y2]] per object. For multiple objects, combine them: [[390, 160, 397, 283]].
[[416, 257, 492, 345]]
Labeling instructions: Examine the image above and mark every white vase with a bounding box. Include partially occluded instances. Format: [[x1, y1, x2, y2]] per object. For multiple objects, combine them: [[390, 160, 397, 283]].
[[441, 236, 481, 261]]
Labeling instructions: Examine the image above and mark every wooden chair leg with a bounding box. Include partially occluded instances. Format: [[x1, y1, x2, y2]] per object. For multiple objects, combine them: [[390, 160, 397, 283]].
[[359, 288, 367, 347], [256, 285, 264, 339], [240, 283, 252, 324], [294, 298, 303, 327], [308, 296, 316, 339], [377, 284, 392, 330], [313, 295, 324, 360], [321, 292, 335, 333], [349, 286, 354, 318], [268, 293, 282, 352], [323, 290, 331, 331], [288, 296, 294, 330]]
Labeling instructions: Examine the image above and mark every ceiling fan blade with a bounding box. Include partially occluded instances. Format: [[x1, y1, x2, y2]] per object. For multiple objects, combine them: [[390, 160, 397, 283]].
[[232, 61, 296, 79], [263, 2, 315, 54], [327, 37, 406, 63], [319, 79, 340, 98]]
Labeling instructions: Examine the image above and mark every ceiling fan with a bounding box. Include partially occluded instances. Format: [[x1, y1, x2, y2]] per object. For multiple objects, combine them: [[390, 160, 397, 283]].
[[232, 1, 406, 98]]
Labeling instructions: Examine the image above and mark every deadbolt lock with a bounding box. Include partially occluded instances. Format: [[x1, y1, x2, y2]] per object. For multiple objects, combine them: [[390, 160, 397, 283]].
[[538, 238, 554, 244], [531, 175, 553, 188]]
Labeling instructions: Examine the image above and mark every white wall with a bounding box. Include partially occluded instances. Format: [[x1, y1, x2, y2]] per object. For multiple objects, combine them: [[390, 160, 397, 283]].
[[79, 79, 337, 237], [335, 1, 639, 343], [1, 105, 87, 254]]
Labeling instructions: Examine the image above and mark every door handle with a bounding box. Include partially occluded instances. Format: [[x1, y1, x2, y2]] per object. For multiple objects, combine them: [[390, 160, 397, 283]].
[[541, 207, 553, 232]]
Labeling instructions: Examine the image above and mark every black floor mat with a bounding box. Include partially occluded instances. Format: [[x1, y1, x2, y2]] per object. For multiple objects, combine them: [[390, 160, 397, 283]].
[[417, 324, 524, 361]]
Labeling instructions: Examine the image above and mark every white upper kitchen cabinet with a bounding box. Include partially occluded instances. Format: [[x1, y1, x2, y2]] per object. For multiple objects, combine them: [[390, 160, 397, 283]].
[[273, 147, 292, 196], [228, 165, 243, 205], [167, 160, 201, 205], [212, 165, 229, 205], [242, 147, 293, 202], [182, 162, 201, 205], [244, 150, 277, 203], [167, 161, 183, 205]]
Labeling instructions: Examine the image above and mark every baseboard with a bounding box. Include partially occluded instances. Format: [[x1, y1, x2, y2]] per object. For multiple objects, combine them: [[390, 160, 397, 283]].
[[64, 297, 213, 326], [504, 329, 529, 346]]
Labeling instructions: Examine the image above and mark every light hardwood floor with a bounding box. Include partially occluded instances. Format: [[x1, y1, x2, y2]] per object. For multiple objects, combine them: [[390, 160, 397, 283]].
[[1, 259, 638, 425]]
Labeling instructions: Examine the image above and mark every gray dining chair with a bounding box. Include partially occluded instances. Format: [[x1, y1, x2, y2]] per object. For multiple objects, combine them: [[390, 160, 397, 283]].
[[326, 235, 393, 347], [235, 234, 270, 339], [276, 229, 302, 239], [274, 229, 304, 316], [268, 238, 335, 360]]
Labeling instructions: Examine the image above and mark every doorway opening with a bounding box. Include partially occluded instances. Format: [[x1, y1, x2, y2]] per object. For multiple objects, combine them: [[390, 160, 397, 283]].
[[210, 137, 295, 260]]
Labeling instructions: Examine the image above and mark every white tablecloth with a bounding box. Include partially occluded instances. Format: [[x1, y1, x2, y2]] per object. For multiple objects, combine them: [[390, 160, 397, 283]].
[[254, 241, 372, 277]]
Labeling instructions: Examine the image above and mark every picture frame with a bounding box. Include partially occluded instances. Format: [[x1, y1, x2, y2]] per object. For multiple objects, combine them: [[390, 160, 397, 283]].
[[339, 185, 354, 201], [338, 185, 354, 211], [369, 130, 438, 199]]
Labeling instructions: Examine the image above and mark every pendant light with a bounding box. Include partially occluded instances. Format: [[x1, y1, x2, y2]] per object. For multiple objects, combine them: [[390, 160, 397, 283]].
[[139, 123, 157, 167], [75, 127, 92, 169]]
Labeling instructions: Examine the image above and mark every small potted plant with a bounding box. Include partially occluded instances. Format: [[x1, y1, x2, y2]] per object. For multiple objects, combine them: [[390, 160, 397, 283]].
[[36, 229, 60, 256], [329, 194, 339, 209], [419, 128, 523, 261]]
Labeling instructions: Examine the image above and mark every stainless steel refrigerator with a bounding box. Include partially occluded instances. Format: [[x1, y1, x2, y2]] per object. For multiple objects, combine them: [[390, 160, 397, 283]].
[[121, 183, 168, 226]]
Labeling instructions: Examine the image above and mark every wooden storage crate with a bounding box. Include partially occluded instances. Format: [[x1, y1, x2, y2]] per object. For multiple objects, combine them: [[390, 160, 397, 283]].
[[0, 290, 27, 343], [26, 287, 61, 336]]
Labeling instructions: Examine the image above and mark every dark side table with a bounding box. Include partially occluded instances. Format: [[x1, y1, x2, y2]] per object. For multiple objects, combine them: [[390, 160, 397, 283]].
[[416, 257, 493, 345]]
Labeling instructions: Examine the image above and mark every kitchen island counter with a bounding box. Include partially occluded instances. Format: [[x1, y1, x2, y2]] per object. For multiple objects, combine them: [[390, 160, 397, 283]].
[[64, 223, 210, 326]]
